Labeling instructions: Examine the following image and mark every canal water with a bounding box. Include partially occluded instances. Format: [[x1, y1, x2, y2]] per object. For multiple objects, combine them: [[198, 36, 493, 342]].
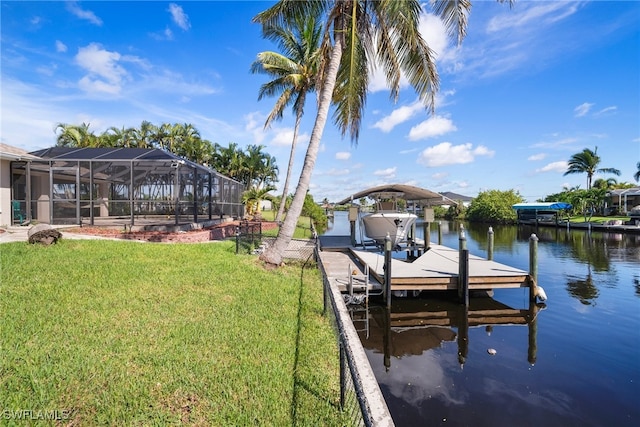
[[324, 211, 640, 427]]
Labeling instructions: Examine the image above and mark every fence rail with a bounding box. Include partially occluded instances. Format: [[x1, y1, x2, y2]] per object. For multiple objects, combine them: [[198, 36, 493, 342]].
[[317, 244, 394, 427], [235, 220, 262, 254]]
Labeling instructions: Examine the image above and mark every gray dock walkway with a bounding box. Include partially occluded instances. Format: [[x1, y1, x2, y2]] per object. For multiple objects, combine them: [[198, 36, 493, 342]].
[[317, 235, 531, 294]]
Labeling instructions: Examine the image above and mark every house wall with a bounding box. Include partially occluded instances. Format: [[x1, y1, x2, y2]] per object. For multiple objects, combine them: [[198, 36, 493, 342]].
[[0, 158, 11, 226]]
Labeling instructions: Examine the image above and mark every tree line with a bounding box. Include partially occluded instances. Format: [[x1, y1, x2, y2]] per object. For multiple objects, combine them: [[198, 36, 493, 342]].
[[438, 146, 640, 223]]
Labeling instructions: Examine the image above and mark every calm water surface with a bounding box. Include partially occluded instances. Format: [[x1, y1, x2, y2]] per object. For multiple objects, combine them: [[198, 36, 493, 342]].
[[324, 211, 640, 427]]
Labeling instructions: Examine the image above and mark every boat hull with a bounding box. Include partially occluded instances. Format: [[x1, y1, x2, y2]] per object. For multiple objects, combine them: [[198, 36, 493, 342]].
[[362, 212, 417, 246]]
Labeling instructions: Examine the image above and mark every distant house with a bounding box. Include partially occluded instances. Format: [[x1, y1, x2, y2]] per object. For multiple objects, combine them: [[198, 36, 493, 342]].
[[605, 187, 640, 215], [440, 191, 474, 208], [0, 144, 40, 226]]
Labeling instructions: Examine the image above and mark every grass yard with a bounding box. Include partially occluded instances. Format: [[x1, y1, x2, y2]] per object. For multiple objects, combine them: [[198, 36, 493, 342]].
[[567, 215, 631, 223], [259, 210, 317, 239], [1, 239, 344, 425]]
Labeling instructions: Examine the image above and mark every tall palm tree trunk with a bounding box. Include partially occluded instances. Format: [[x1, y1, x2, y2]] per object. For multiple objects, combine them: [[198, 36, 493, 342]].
[[260, 33, 344, 266], [274, 109, 303, 223]]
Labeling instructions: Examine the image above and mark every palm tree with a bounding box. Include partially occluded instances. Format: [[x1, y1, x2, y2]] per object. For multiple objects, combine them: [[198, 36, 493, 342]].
[[55, 122, 98, 147], [634, 162, 640, 183], [102, 126, 136, 147], [133, 120, 157, 149], [564, 147, 621, 189], [253, 0, 476, 266], [251, 15, 323, 223], [592, 177, 618, 190], [243, 185, 277, 217]]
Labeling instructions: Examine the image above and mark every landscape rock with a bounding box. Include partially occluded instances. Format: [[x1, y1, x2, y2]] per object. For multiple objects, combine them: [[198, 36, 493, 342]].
[[28, 224, 62, 245]]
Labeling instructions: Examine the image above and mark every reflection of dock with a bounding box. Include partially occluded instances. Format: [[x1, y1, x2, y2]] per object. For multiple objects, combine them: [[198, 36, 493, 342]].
[[356, 297, 540, 368], [318, 235, 532, 294]]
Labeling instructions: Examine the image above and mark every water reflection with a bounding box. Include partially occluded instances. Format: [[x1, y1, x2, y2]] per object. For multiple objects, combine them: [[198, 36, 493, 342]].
[[326, 213, 640, 426], [354, 294, 542, 369]]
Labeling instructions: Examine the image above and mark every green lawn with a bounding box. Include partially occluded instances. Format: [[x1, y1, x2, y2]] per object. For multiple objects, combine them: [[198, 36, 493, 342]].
[[1, 239, 344, 425], [567, 215, 631, 224], [260, 209, 317, 239]]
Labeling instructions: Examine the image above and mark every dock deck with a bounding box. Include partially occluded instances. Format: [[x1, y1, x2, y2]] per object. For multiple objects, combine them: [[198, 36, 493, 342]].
[[317, 235, 531, 294]]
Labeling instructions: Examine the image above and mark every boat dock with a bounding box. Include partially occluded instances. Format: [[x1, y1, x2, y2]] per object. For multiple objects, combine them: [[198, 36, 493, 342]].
[[317, 234, 536, 303]]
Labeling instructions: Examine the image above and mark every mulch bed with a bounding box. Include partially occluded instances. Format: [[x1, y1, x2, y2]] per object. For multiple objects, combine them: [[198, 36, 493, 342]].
[[65, 221, 278, 243]]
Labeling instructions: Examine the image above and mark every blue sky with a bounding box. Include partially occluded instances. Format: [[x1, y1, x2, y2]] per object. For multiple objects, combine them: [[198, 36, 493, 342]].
[[2, 1, 639, 203]]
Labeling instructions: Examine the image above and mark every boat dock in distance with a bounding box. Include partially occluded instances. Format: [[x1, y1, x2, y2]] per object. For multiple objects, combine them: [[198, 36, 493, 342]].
[[317, 233, 541, 307]]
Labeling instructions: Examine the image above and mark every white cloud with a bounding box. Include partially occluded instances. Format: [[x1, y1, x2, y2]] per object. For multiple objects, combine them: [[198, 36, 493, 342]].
[[66, 1, 103, 26], [335, 152, 351, 160], [55, 40, 67, 53], [168, 3, 191, 31], [244, 111, 266, 144], [531, 137, 579, 149], [373, 167, 397, 179], [452, 2, 582, 80], [487, 2, 578, 33], [75, 43, 130, 95], [419, 13, 450, 58], [536, 161, 568, 173], [417, 142, 494, 167], [432, 172, 448, 180], [528, 153, 547, 161], [373, 101, 423, 132], [325, 168, 350, 176], [408, 115, 457, 141], [594, 106, 617, 117], [574, 102, 593, 117]]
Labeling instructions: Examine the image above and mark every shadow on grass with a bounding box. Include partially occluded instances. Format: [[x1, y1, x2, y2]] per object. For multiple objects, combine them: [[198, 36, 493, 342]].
[[290, 255, 342, 425]]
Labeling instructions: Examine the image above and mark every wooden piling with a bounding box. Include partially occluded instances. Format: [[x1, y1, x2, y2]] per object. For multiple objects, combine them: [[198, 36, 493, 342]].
[[384, 234, 392, 309], [487, 226, 494, 260], [529, 233, 539, 301], [348, 207, 358, 246], [459, 249, 469, 306], [458, 226, 469, 305], [528, 304, 539, 365], [423, 221, 431, 249]]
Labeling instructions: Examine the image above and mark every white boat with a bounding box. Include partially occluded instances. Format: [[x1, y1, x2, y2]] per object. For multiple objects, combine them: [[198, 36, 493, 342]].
[[360, 192, 417, 246], [362, 211, 417, 246], [337, 184, 450, 247]]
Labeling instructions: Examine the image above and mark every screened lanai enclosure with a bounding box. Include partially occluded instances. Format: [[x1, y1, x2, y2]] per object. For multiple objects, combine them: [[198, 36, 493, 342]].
[[10, 147, 244, 226]]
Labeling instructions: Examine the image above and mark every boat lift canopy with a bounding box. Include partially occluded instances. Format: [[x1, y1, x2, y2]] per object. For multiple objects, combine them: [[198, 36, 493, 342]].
[[337, 184, 450, 206], [512, 202, 572, 211]]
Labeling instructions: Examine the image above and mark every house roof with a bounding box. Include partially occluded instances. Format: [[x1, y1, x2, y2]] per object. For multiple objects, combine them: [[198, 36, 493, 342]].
[[0, 143, 41, 161], [28, 146, 220, 176], [607, 187, 640, 197], [440, 191, 473, 202], [512, 202, 572, 210], [336, 184, 449, 205]]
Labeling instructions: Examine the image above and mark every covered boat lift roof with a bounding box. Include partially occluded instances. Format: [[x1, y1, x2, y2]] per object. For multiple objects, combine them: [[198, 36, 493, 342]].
[[336, 184, 451, 205], [512, 202, 572, 210]]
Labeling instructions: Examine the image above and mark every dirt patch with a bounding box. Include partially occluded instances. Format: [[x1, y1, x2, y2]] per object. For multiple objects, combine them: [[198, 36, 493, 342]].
[[65, 221, 278, 243]]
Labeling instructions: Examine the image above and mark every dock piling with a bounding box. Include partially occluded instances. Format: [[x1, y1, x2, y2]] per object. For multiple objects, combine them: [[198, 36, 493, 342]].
[[459, 248, 470, 306], [383, 234, 392, 309], [487, 226, 494, 260], [437, 221, 442, 245], [529, 233, 539, 301]]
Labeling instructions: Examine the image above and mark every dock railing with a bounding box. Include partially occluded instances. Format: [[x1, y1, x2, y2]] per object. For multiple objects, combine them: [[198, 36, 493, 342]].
[[317, 244, 394, 427]]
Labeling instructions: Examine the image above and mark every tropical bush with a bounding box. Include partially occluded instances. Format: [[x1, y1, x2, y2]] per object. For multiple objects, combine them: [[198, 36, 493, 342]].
[[466, 189, 524, 223]]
